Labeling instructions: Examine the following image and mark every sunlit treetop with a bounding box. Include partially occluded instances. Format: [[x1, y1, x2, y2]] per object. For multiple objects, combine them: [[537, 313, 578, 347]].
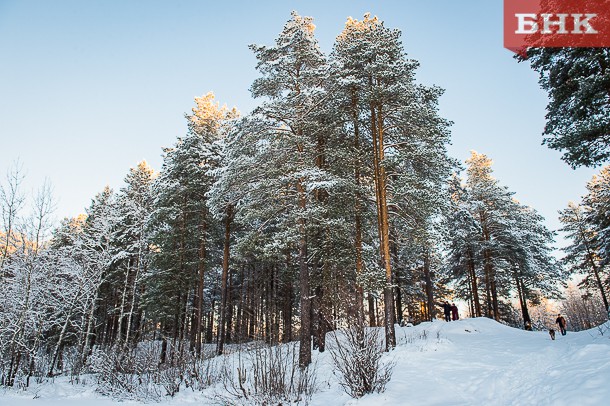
[[188, 92, 239, 135], [465, 150, 496, 182], [341, 13, 381, 34]]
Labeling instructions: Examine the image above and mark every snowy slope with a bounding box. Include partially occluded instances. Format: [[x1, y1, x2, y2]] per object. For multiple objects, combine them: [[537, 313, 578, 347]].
[[3, 318, 609, 406], [328, 318, 610, 406]]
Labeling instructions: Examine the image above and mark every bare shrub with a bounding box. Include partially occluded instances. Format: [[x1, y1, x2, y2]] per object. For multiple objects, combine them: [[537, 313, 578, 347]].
[[211, 342, 318, 405], [561, 288, 608, 331], [398, 329, 429, 345], [329, 324, 394, 398], [594, 321, 610, 337], [89, 342, 224, 401], [185, 355, 223, 391], [89, 345, 163, 401]]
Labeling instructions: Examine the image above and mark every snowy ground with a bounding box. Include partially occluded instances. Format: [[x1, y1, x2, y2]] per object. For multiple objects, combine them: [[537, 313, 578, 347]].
[[2, 317, 609, 406]]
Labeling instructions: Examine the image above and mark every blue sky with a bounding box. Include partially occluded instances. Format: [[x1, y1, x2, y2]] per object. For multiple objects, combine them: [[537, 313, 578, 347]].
[[0, 0, 598, 243]]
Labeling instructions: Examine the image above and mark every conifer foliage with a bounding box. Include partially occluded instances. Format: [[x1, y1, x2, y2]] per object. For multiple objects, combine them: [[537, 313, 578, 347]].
[[519, 48, 610, 167], [445, 152, 562, 328], [331, 14, 452, 349], [560, 166, 610, 316]]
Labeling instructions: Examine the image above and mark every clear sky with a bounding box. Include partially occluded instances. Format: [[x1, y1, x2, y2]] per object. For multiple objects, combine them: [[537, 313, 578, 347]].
[[0, 0, 599, 245]]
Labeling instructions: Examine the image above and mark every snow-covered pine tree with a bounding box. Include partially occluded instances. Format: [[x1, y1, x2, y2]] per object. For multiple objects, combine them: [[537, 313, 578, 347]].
[[461, 151, 561, 324], [560, 202, 609, 315], [574, 167, 610, 314], [464, 151, 516, 320], [223, 11, 333, 367], [203, 100, 240, 356], [145, 93, 231, 359], [583, 167, 610, 265], [517, 47, 610, 168], [332, 14, 452, 349], [445, 173, 484, 318], [500, 202, 563, 328], [111, 161, 156, 349]]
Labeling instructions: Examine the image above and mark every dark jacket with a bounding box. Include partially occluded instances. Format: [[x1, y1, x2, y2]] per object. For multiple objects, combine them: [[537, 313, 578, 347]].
[[442, 303, 451, 314], [556, 316, 566, 328]]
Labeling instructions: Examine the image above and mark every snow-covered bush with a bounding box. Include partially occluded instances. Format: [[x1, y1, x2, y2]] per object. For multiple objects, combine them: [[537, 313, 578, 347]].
[[182, 353, 224, 391], [329, 324, 394, 398], [211, 342, 318, 405], [90, 345, 164, 401], [89, 342, 224, 401]]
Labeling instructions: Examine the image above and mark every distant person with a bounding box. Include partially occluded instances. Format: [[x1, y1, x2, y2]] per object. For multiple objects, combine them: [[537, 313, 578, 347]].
[[555, 313, 567, 336], [451, 303, 459, 320], [442, 301, 451, 322]]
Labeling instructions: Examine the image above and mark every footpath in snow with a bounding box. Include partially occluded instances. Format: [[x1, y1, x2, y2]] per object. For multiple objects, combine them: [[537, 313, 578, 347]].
[[2, 317, 609, 406]]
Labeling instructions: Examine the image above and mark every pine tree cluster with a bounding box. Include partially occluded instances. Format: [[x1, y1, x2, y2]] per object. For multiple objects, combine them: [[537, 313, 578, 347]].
[[0, 13, 564, 388]]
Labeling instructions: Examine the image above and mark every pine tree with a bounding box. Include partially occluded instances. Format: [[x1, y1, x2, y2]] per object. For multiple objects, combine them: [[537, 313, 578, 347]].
[[465, 151, 515, 320], [205, 104, 241, 356], [459, 151, 562, 324], [568, 166, 610, 315], [230, 11, 329, 367], [502, 203, 563, 328], [583, 167, 610, 264], [111, 161, 156, 349], [145, 93, 233, 358], [518, 48, 610, 167], [445, 173, 484, 318], [332, 14, 452, 349]]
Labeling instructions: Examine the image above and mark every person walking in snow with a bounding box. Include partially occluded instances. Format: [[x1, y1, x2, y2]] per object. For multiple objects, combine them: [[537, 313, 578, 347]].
[[451, 303, 459, 321], [442, 301, 451, 322], [555, 313, 567, 336]]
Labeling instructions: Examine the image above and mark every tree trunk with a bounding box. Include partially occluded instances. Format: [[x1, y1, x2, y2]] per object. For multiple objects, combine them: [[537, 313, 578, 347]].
[[483, 248, 495, 319], [515, 273, 531, 329], [217, 205, 233, 355], [578, 216, 610, 314], [395, 284, 403, 326], [124, 263, 139, 348], [226, 276, 234, 343], [206, 297, 215, 344], [248, 267, 256, 340], [423, 251, 435, 322], [48, 313, 71, 377], [125, 234, 146, 348], [480, 218, 499, 321], [467, 247, 482, 317], [390, 230, 402, 325], [116, 260, 132, 346], [351, 87, 365, 324], [466, 271, 475, 318], [490, 273, 500, 321], [282, 251, 293, 343], [368, 294, 377, 327], [194, 218, 206, 356], [80, 285, 100, 367], [312, 283, 320, 351], [297, 180, 311, 368], [159, 322, 169, 364], [370, 99, 395, 350]]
